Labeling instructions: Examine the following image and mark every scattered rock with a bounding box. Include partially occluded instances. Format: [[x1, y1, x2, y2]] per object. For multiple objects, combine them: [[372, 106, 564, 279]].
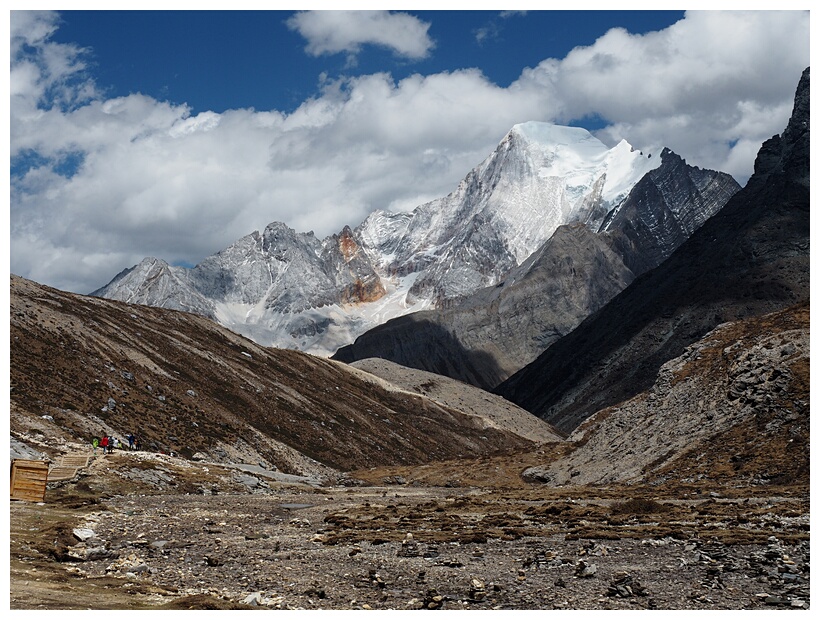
[[423, 589, 445, 610], [73, 528, 96, 542], [235, 474, 260, 489], [607, 571, 648, 598], [398, 533, 420, 557], [367, 569, 386, 588], [574, 560, 597, 578], [468, 578, 487, 602]]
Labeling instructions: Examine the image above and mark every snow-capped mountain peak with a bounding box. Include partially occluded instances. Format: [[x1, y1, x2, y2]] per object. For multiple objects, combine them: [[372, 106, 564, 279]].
[[94, 121, 725, 357]]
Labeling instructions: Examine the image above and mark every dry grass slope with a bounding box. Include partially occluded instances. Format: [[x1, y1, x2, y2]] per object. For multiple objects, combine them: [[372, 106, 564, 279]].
[[10, 274, 535, 476]]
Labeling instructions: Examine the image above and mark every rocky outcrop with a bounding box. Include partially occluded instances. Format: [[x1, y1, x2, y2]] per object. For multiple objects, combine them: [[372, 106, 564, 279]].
[[325, 226, 386, 305], [600, 148, 740, 274], [536, 303, 809, 486]]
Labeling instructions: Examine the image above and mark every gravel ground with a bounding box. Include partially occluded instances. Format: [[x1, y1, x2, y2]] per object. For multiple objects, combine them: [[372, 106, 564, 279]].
[[55, 485, 809, 611]]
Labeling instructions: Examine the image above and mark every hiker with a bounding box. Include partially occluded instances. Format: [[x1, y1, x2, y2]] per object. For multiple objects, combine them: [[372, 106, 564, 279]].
[[92, 437, 99, 454], [127, 433, 135, 450], [100, 435, 109, 454]]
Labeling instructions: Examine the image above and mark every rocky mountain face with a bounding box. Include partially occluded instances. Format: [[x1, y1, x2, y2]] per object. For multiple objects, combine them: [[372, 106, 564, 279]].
[[332, 225, 635, 389], [521, 303, 809, 487], [497, 67, 810, 435], [93, 222, 387, 350], [11, 275, 547, 479], [93, 122, 669, 356], [600, 147, 741, 274], [355, 123, 658, 304], [333, 149, 739, 389]]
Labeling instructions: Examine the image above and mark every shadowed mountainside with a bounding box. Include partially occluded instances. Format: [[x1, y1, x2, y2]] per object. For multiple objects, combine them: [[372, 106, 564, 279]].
[[333, 224, 635, 389], [333, 150, 738, 389], [497, 67, 810, 435]]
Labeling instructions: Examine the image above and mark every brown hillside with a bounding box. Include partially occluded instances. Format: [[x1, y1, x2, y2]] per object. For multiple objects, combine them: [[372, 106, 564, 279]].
[[10, 275, 534, 475]]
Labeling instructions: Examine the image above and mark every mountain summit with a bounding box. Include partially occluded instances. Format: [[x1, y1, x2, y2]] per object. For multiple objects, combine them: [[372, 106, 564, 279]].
[[333, 147, 739, 388], [93, 122, 673, 355]]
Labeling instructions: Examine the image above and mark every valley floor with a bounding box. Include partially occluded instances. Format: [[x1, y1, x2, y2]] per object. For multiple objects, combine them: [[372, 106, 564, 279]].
[[9, 451, 809, 611]]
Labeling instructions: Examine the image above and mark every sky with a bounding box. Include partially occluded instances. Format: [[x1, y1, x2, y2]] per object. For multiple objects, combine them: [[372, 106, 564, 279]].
[[7, 7, 812, 295]]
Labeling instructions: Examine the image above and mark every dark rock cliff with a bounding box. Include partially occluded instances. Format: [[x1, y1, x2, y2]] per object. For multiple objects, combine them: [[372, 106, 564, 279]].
[[497, 67, 810, 435], [601, 148, 740, 275]]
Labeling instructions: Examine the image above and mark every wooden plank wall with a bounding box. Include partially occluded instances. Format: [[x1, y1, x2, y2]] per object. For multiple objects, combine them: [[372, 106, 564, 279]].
[[10, 459, 49, 502]]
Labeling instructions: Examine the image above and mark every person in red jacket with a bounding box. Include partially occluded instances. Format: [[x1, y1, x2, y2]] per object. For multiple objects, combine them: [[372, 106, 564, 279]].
[[100, 435, 109, 454]]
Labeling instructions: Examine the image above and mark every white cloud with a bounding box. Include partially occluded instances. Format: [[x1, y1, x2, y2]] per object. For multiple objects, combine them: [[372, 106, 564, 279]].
[[476, 10, 527, 44], [10, 10, 96, 114], [9, 10, 810, 295], [286, 10, 434, 60], [526, 10, 810, 179]]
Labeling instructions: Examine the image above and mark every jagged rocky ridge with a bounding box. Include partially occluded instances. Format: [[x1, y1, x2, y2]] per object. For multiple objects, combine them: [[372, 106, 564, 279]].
[[497, 67, 810, 435], [94, 122, 715, 356], [332, 148, 739, 388]]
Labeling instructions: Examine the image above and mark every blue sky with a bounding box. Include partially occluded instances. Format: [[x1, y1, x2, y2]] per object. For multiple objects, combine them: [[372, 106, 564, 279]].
[[48, 10, 685, 118], [9, 9, 811, 294]]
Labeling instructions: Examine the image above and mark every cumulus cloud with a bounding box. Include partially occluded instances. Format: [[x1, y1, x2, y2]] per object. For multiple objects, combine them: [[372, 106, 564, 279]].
[[10, 10, 97, 115], [286, 10, 434, 60], [9, 10, 810, 295], [530, 10, 810, 178]]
